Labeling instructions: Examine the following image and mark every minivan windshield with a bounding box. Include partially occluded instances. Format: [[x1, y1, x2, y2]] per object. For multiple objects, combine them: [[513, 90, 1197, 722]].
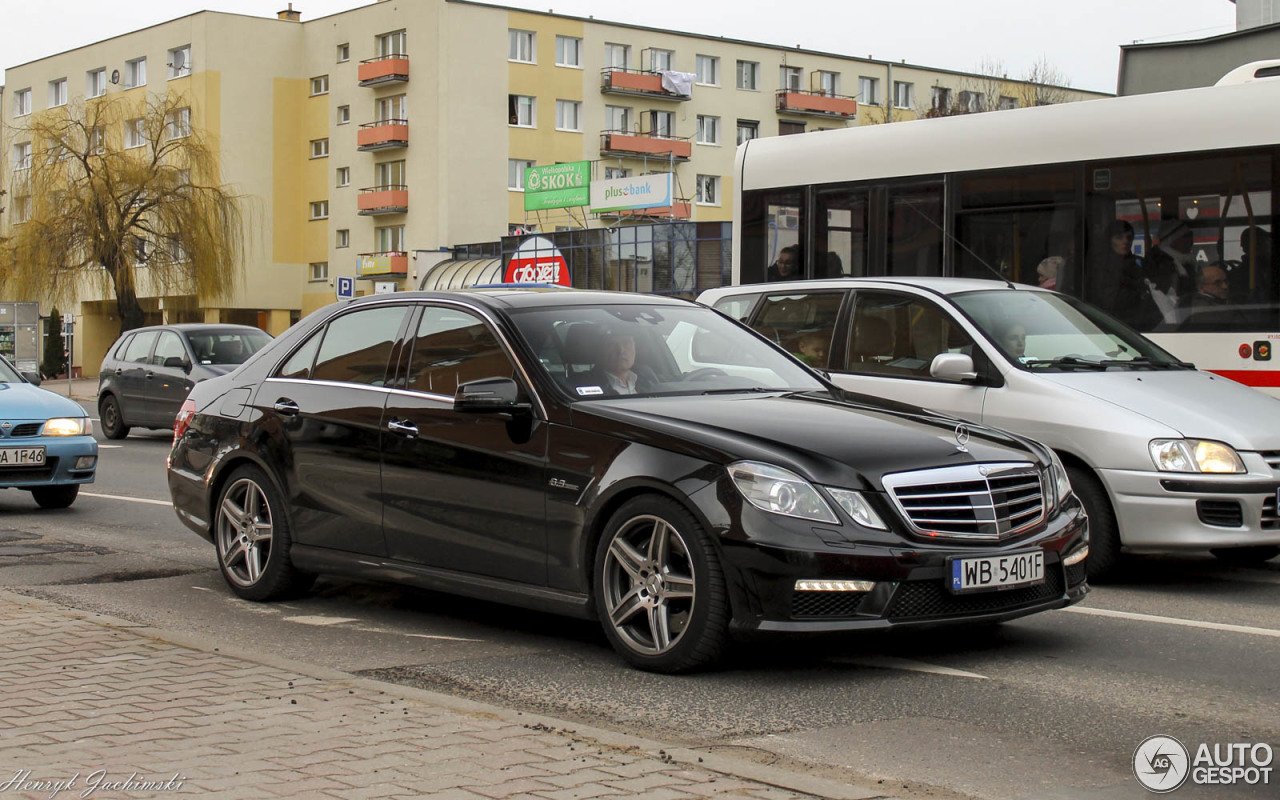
[[508, 304, 826, 399], [951, 290, 1191, 371]]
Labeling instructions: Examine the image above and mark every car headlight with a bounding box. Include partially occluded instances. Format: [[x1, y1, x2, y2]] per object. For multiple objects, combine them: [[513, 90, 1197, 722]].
[[728, 461, 838, 524], [1149, 439, 1245, 474], [42, 417, 91, 436], [825, 487, 887, 529], [1047, 450, 1072, 508]]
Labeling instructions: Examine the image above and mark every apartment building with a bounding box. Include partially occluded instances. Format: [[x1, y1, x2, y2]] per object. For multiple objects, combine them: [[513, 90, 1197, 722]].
[[1, 0, 1106, 374]]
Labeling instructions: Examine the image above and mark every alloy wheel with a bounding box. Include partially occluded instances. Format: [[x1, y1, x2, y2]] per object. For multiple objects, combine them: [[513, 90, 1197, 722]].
[[600, 514, 697, 656], [216, 477, 274, 587]]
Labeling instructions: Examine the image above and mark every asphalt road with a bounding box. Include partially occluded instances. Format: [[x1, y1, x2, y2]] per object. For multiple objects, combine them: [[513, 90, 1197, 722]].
[[2, 404, 1278, 800]]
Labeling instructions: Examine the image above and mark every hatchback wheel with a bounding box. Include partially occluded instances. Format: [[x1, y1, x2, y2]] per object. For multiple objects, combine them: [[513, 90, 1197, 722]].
[[1210, 545, 1280, 565], [595, 496, 729, 673], [98, 395, 130, 440], [214, 465, 313, 601], [32, 485, 79, 509]]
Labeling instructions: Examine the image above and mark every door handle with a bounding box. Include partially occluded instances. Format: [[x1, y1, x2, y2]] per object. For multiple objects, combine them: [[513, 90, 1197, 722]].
[[145, 371, 155, 380], [273, 398, 300, 416], [387, 419, 418, 438]]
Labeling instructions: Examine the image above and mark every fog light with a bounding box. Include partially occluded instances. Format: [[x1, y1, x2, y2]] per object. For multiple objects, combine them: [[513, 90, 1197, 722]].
[[74, 456, 97, 470], [795, 579, 876, 592], [1062, 545, 1089, 567]]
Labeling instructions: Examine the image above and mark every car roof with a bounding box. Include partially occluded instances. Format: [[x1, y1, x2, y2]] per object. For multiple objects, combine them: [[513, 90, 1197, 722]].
[[343, 287, 699, 310], [116, 323, 268, 336], [700, 276, 1044, 298]]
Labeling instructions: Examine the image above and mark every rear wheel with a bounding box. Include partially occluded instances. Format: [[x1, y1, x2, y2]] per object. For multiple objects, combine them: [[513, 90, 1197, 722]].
[[1066, 466, 1123, 582], [98, 395, 130, 440], [214, 465, 313, 601], [32, 485, 79, 509], [1210, 546, 1280, 565]]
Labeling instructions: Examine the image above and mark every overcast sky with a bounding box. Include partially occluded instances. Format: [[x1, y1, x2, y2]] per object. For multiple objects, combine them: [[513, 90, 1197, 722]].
[[1, 0, 1238, 93]]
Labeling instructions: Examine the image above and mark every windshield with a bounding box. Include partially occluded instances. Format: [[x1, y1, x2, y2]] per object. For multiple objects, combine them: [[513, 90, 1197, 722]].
[[186, 329, 273, 366], [0, 355, 23, 383], [507, 303, 826, 399], [951, 290, 1190, 371]]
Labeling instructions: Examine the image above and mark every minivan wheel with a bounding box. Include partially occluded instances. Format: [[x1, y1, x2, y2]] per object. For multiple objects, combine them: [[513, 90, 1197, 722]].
[[214, 465, 313, 601], [1067, 466, 1123, 582], [98, 395, 130, 440], [1210, 546, 1280, 565], [594, 496, 729, 673]]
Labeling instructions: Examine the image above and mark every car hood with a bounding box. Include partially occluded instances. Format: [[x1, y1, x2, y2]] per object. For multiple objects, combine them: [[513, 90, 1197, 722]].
[[0, 382, 89, 418], [1038, 370, 1280, 450], [572, 391, 1038, 489]]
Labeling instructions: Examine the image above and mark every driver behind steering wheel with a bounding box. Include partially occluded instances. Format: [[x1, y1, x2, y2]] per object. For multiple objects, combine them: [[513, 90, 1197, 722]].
[[591, 329, 656, 395]]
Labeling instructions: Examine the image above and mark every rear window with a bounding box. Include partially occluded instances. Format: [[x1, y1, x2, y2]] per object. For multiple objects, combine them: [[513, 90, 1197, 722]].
[[185, 329, 272, 365]]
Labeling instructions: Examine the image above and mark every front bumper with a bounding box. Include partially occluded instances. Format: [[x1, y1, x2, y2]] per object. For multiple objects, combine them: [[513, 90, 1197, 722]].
[[1102, 467, 1280, 551], [0, 435, 97, 489]]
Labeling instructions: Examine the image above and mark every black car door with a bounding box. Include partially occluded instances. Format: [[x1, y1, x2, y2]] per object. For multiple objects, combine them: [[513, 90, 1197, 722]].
[[380, 303, 548, 584], [256, 303, 412, 557]]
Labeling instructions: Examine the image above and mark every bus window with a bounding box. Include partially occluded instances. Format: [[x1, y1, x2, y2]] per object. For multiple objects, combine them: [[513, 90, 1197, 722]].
[[887, 184, 944, 276], [816, 189, 869, 278], [955, 168, 1078, 287], [740, 187, 806, 284]]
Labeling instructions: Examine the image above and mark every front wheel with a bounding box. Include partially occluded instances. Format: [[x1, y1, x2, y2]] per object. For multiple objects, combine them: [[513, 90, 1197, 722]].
[[1066, 466, 1123, 582], [214, 465, 313, 601], [98, 395, 130, 440], [32, 485, 79, 509], [1210, 546, 1280, 565], [594, 495, 730, 673]]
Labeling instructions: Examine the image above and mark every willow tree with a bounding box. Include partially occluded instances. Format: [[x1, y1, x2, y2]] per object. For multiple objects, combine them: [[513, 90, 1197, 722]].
[[2, 92, 243, 334]]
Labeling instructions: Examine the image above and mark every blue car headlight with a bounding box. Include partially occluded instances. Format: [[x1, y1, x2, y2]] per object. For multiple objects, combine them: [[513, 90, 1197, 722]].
[[42, 417, 92, 436]]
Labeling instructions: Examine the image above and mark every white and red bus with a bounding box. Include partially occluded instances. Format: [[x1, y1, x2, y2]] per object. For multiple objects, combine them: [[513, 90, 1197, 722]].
[[733, 61, 1280, 393]]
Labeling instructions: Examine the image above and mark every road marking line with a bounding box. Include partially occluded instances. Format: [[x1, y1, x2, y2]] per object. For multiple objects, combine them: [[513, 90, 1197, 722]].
[[284, 615, 360, 626], [97, 444, 123, 449], [833, 655, 989, 680], [401, 631, 483, 642], [81, 491, 172, 507], [1065, 606, 1280, 638], [191, 586, 214, 592]]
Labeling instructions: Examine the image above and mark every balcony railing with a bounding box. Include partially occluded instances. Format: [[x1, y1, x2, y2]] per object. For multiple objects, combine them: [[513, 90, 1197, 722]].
[[599, 130, 692, 161], [357, 119, 409, 151], [600, 68, 690, 100], [598, 202, 693, 220], [357, 250, 409, 278], [776, 89, 858, 118], [358, 54, 410, 86], [357, 185, 408, 215]]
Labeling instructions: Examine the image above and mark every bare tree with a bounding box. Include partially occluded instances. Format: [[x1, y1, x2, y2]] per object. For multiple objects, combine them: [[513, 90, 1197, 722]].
[[1016, 57, 1074, 107], [1, 92, 244, 334]]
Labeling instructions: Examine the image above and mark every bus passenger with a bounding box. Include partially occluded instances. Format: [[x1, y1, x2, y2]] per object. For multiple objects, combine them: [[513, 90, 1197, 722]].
[[1180, 263, 1244, 330], [1146, 219, 1196, 318], [1036, 256, 1062, 290], [768, 245, 801, 281], [1091, 221, 1160, 330]]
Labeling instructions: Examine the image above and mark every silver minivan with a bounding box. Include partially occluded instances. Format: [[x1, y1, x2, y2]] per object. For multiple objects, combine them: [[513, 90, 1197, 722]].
[[699, 277, 1280, 579]]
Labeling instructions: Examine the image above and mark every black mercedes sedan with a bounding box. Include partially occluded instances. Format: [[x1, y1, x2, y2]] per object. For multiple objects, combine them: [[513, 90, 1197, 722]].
[[167, 289, 1089, 672]]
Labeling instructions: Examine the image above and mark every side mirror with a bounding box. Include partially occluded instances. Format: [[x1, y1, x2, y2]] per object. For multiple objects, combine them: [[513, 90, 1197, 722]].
[[21, 371, 41, 386], [454, 377, 529, 413], [930, 353, 979, 383], [163, 356, 192, 373]]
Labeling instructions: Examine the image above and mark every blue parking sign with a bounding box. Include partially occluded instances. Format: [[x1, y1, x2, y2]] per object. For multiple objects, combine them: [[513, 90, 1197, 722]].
[[336, 276, 355, 300]]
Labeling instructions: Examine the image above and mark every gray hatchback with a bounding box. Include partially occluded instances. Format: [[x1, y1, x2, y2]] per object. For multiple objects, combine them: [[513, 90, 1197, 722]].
[[97, 324, 272, 439]]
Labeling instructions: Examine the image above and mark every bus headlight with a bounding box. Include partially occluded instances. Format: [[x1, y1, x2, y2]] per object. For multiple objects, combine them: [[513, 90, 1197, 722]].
[[1149, 439, 1245, 474]]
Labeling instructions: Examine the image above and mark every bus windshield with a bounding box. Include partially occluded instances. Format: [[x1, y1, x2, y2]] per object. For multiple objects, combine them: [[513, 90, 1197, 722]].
[[951, 290, 1191, 371]]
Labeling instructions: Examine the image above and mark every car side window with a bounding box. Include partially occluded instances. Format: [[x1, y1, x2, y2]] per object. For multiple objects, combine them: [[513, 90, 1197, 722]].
[[122, 331, 158, 364], [844, 291, 975, 378], [404, 307, 514, 398], [748, 292, 844, 369], [111, 334, 135, 360], [277, 334, 321, 380], [153, 332, 187, 366], [710, 295, 757, 322], [310, 306, 409, 386]]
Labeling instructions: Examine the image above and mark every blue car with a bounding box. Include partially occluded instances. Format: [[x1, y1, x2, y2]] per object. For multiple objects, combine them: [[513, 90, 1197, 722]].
[[0, 355, 97, 508]]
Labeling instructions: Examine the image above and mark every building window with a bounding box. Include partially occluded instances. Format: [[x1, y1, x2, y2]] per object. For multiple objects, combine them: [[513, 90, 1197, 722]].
[[696, 54, 719, 86], [309, 262, 329, 282], [11, 196, 30, 225], [780, 66, 802, 91], [779, 120, 806, 136], [14, 88, 32, 117], [336, 167, 350, 187], [858, 76, 879, 105], [310, 75, 329, 96], [48, 78, 68, 107], [604, 167, 630, 180], [737, 120, 759, 145], [12, 142, 32, 171], [124, 119, 146, 149], [556, 100, 582, 132], [605, 105, 631, 132], [166, 107, 191, 139], [126, 57, 147, 88], [555, 35, 582, 67], [932, 86, 953, 112], [336, 229, 350, 248], [375, 160, 405, 188], [376, 224, 405, 252], [508, 29, 535, 63], [337, 105, 350, 125], [310, 201, 329, 220], [650, 110, 675, 138], [736, 60, 759, 90], [89, 127, 105, 155], [508, 95, 535, 127], [87, 68, 106, 98], [958, 90, 984, 112], [311, 138, 329, 158], [168, 45, 192, 78], [696, 115, 720, 145], [998, 95, 1019, 110], [508, 158, 535, 191], [604, 43, 629, 70], [378, 30, 407, 57], [377, 94, 406, 121], [817, 71, 839, 97], [893, 81, 914, 109], [650, 49, 673, 72], [696, 175, 720, 206], [337, 43, 350, 62]]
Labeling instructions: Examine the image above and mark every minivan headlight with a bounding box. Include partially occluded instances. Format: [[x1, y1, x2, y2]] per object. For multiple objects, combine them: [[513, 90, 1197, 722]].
[[728, 461, 838, 524], [42, 417, 90, 436], [1149, 439, 1245, 474]]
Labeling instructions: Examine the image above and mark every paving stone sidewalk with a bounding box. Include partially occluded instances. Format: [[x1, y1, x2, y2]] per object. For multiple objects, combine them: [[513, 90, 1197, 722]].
[[0, 591, 892, 800]]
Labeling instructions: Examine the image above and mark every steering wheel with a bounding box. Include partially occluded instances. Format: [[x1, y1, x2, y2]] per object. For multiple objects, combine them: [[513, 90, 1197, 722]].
[[683, 367, 729, 381]]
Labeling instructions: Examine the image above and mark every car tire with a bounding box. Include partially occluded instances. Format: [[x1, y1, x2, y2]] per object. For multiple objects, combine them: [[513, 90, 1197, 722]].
[[31, 485, 79, 509], [98, 395, 130, 440], [213, 465, 314, 601], [1067, 466, 1123, 583], [1210, 546, 1280, 565], [594, 495, 730, 673]]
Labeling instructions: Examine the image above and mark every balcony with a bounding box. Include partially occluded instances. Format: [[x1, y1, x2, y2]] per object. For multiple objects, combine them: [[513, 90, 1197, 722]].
[[358, 54, 410, 86], [599, 202, 692, 220], [357, 185, 408, 215], [776, 89, 858, 118], [357, 119, 409, 151], [599, 130, 691, 161], [600, 68, 690, 100], [357, 250, 409, 279]]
